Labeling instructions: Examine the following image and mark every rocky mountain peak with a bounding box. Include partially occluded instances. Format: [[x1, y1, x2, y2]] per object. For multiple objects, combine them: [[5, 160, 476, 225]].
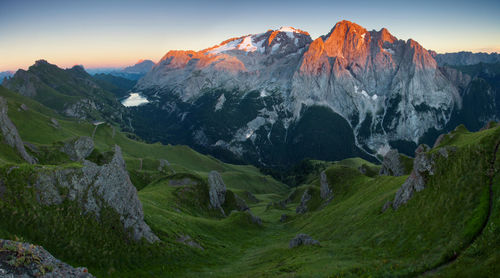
[[322, 20, 370, 60]]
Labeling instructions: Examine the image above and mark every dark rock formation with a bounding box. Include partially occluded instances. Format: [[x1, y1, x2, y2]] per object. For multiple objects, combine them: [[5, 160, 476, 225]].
[[319, 171, 332, 200], [392, 144, 457, 209], [0, 239, 94, 277], [60, 137, 94, 161], [379, 149, 405, 176], [0, 96, 37, 164], [296, 189, 311, 214], [35, 145, 158, 243], [289, 234, 320, 248], [208, 170, 227, 216]]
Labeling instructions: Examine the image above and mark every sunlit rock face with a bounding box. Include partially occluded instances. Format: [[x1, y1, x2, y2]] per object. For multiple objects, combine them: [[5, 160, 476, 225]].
[[132, 20, 469, 165]]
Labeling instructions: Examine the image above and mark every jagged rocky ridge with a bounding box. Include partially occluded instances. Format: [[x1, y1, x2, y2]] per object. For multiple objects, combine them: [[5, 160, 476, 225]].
[[130, 20, 497, 166], [431, 51, 500, 66], [35, 145, 158, 243]]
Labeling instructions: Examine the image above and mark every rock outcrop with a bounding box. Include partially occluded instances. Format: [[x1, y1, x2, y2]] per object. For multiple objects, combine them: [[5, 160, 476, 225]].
[[296, 189, 312, 214], [60, 137, 94, 161], [319, 171, 332, 200], [207, 170, 227, 215], [234, 193, 250, 211], [246, 210, 263, 226], [392, 144, 457, 209], [0, 239, 94, 277], [289, 234, 320, 248], [35, 145, 158, 243], [379, 149, 405, 176], [176, 235, 203, 250], [0, 96, 37, 164]]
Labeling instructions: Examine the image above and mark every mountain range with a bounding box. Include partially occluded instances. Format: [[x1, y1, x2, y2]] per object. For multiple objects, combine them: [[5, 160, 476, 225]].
[[127, 20, 499, 167]]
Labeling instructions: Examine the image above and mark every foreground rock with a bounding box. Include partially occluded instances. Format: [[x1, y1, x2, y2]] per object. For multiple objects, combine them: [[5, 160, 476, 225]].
[[60, 137, 94, 161], [0, 239, 94, 277], [207, 170, 227, 215], [391, 144, 457, 209], [35, 145, 158, 243], [289, 234, 320, 248], [0, 96, 37, 164], [379, 149, 405, 176]]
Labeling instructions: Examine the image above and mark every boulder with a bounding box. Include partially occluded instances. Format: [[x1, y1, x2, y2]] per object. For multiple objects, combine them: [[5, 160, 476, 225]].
[[208, 170, 227, 215], [35, 145, 159, 243], [289, 234, 320, 248], [319, 170, 332, 200], [379, 149, 405, 176], [60, 136, 94, 161], [158, 159, 173, 172], [176, 235, 204, 250], [280, 214, 288, 222], [20, 103, 29, 111], [0, 239, 94, 277], [0, 96, 37, 164], [50, 118, 60, 129], [296, 189, 311, 214]]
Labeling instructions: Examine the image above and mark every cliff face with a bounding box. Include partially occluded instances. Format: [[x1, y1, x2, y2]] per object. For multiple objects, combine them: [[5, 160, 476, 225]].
[[0, 96, 37, 164]]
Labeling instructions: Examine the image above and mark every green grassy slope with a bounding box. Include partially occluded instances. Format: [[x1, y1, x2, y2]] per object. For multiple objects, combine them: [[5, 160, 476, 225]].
[[1, 84, 499, 277]]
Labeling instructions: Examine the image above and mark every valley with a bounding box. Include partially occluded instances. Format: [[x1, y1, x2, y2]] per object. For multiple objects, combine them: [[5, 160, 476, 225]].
[[0, 82, 499, 277]]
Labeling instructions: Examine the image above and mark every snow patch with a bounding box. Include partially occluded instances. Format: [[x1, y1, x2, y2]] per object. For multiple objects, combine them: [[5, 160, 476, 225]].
[[122, 93, 149, 107], [208, 39, 241, 54], [215, 94, 226, 111], [383, 48, 395, 55], [238, 36, 257, 52], [371, 94, 378, 100]]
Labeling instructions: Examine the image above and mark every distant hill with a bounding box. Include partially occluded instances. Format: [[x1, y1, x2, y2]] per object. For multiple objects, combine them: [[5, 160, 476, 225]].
[[2, 60, 129, 127]]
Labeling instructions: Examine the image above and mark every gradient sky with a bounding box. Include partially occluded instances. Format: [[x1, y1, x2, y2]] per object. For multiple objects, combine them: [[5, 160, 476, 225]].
[[1, 0, 499, 71]]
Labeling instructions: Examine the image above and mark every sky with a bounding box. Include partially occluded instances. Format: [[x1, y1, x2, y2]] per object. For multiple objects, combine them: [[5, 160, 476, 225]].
[[1, 0, 499, 71]]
